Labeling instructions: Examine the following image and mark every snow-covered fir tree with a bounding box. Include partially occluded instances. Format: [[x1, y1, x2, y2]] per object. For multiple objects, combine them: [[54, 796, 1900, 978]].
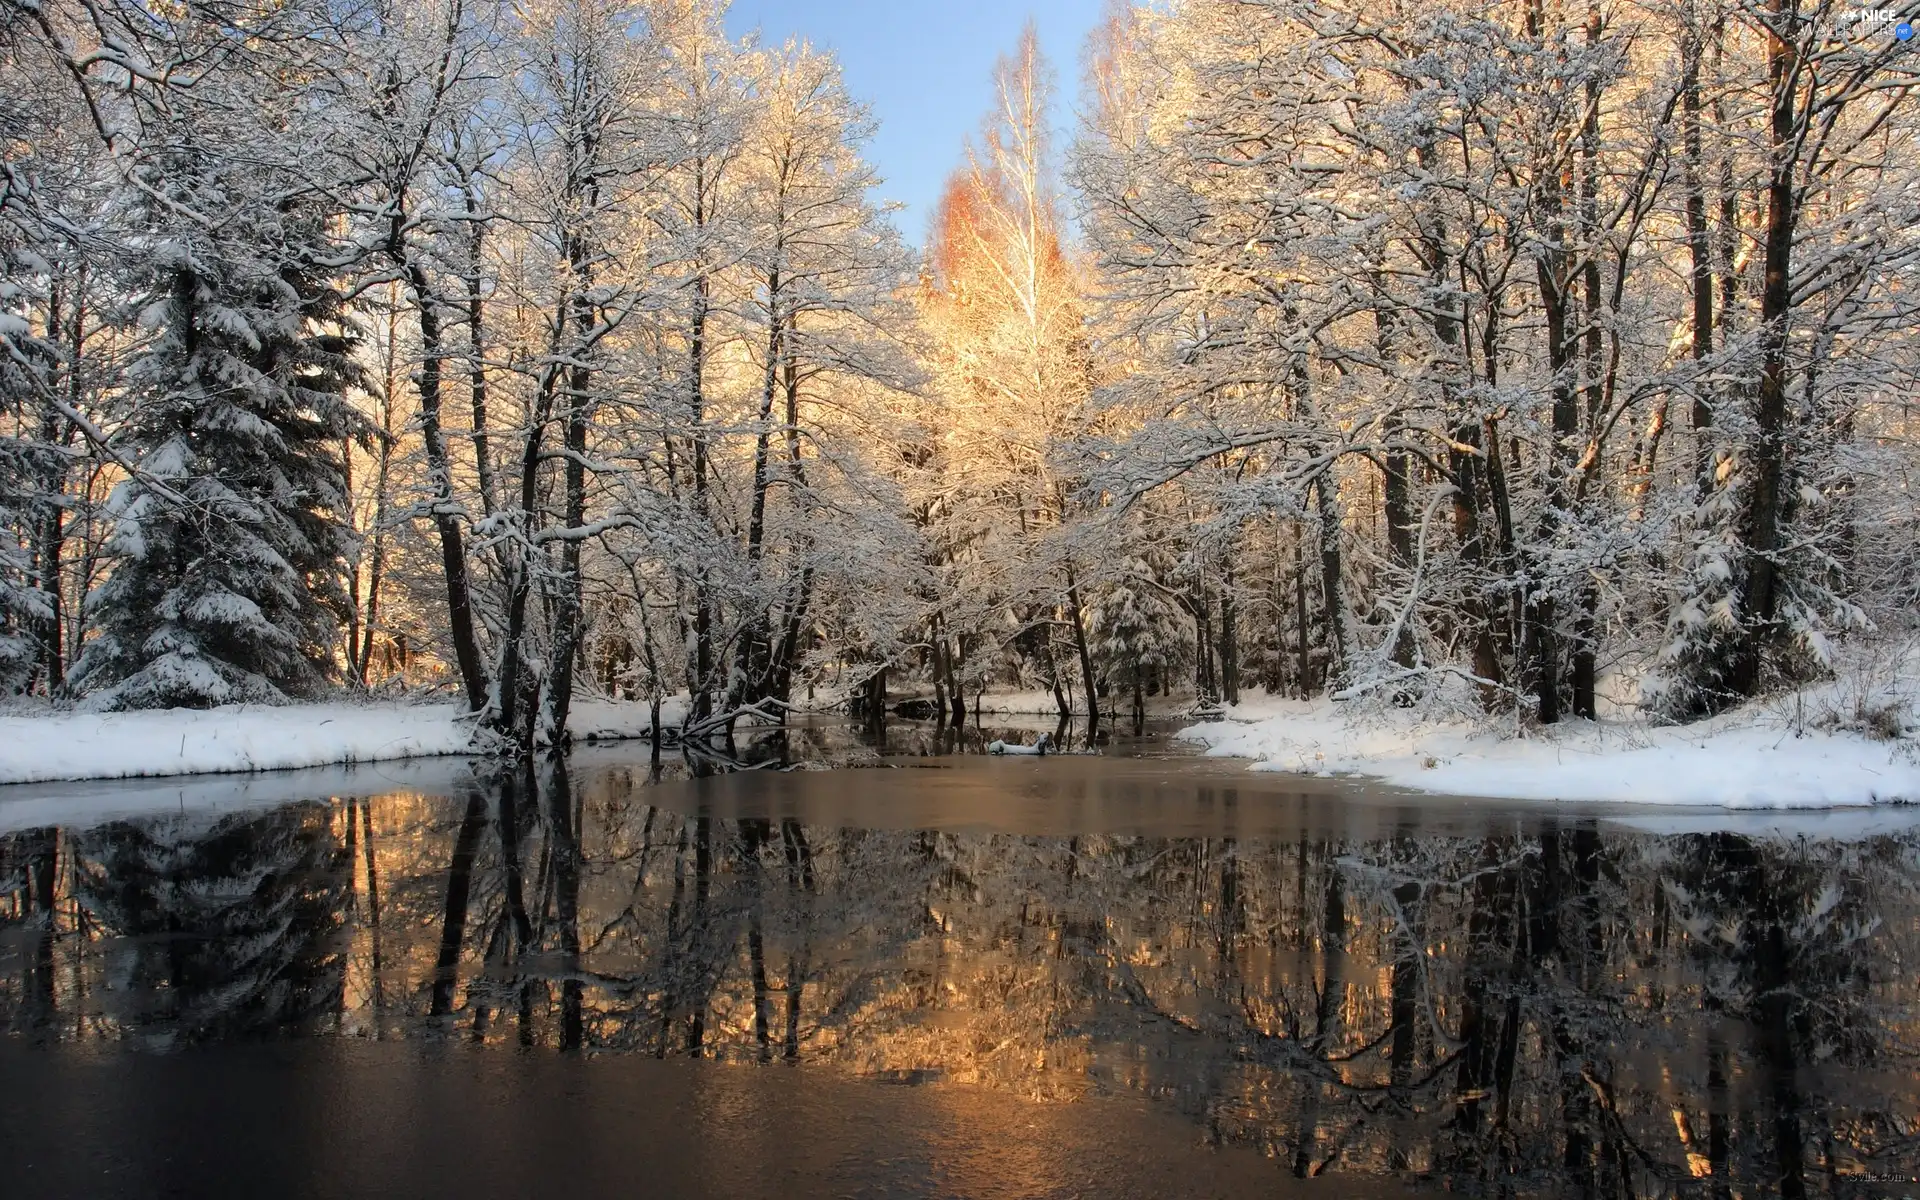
[[0, 239, 56, 693], [69, 213, 362, 710], [1088, 551, 1192, 732], [63, 4, 364, 710]]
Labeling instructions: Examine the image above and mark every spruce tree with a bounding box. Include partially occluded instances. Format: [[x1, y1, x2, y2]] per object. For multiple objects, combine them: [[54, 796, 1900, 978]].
[[68, 167, 362, 709], [0, 250, 56, 694], [1089, 554, 1193, 731]]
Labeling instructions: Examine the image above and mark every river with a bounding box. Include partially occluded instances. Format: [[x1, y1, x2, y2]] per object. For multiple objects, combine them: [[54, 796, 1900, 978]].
[[2, 723, 1916, 1198]]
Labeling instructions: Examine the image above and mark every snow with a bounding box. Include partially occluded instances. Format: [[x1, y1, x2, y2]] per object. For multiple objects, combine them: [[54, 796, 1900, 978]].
[[570, 695, 692, 740], [987, 735, 1055, 755], [0, 702, 477, 785], [0, 696, 691, 786], [1177, 693, 1920, 809]]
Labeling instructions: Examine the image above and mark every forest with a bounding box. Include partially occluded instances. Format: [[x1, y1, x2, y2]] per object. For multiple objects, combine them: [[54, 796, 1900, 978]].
[[4, 0, 1918, 755]]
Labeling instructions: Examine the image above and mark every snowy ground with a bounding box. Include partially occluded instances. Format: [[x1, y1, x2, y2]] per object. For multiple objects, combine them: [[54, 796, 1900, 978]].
[[1178, 688, 1920, 809], [0, 696, 689, 786]]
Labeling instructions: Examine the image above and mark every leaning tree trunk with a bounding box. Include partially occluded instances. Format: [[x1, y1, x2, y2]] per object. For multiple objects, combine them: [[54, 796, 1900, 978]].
[[356, 405, 393, 688], [401, 265, 489, 715]]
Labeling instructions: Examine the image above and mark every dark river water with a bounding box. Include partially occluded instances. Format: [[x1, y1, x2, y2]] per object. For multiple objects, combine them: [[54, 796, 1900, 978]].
[[2, 723, 1917, 1199]]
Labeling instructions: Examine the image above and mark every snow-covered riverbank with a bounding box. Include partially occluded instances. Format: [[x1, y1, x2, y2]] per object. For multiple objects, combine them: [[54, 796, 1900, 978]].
[[1178, 693, 1920, 808], [0, 697, 689, 786]]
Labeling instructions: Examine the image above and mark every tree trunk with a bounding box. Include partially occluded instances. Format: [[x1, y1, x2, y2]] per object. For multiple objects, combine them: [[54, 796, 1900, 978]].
[[402, 267, 489, 714], [32, 289, 75, 692], [1193, 586, 1216, 700], [1683, 0, 1716, 496], [1313, 475, 1352, 686], [495, 328, 561, 753], [1293, 536, 1312, 698], [740, 256, 786, 705], [1382, 447, 1416, 671], [768, 331, 812, 707], [1065, 564, 1100, 737], [1448, 423, 1506, 705], [947, 636, 966, 726], [1531, 256, 1574, 725], [772, 567, 813, 707], [544, 158, 598, 743], [544, 345, 590, 743], [1570, 16, 1606, 722], [1217, 557, 1240, 705], [687, 153, 716, 727], [357, 380, 395, 687], [1731, 0, 1799, 699], [461, 174, 497, 520]]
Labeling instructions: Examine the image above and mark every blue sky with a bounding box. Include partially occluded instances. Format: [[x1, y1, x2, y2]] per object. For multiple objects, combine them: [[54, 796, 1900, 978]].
[[723, 0, 1108, 247]]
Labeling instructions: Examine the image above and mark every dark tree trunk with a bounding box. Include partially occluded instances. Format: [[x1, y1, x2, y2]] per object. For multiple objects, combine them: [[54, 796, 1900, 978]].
[[688, 157, 717, 728], [768, 317, 811, 708], [1731, 0, 1800, 700], [1568, 0, 1607, 723], [356, 394, 393, 688], [33, 382, 69, 692], [461, 175, 497, 520], [1313, 476, 1350, 686], [1683, 0, 1716, 496], [1065, 565, 1100, 737], [1193, 586, 1216, 700], [947, 636, 966, 726], [1382, 448, 1416, 671], [1448, 423, 1505, 704], [739, 267, 784, 709], [403, 269, 489, 715], [1217, 558, 1240, 705], [1521, 0, 1576, 726], [1530, 260, 1574, 727], [544, 308, 592, 744], [1293, 537, 1312, 698], [494, 356, 555, 754], [1483, 413, 1522, 696]]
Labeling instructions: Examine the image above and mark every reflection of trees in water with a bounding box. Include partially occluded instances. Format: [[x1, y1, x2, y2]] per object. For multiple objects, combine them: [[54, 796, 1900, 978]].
[[4, 779, 1918, 1194], [2, 804, 348, 1042]]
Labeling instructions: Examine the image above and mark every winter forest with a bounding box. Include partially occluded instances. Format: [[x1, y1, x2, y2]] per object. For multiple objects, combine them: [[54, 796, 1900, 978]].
[[4, 0, 1919, 755]]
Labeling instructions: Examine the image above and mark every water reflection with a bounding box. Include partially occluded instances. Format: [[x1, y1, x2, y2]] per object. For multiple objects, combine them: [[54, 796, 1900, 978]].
[[3, 750, 1917, 1197]]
